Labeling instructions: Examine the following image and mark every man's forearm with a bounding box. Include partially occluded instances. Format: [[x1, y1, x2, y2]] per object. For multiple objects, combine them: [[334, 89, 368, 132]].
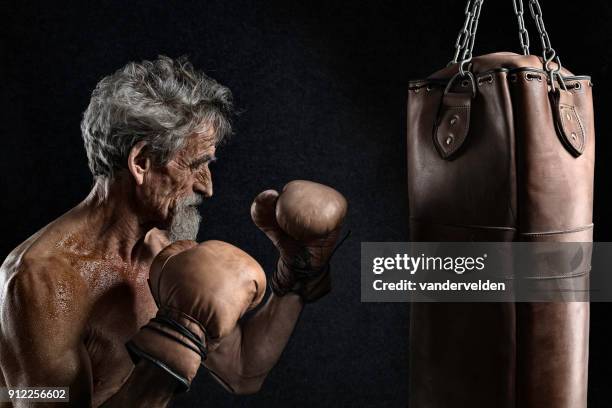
[[239, 292, 304, 374], [100, 361, 177, 408], [203, 291, 304, 394]]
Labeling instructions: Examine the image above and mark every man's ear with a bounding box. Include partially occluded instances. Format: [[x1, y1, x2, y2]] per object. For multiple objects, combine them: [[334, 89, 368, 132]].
[[127, 140, 151, 185]]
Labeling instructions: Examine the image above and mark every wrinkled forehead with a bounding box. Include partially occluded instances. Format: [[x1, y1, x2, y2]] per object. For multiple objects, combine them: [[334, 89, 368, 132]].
[[176, 124, 218, 160]]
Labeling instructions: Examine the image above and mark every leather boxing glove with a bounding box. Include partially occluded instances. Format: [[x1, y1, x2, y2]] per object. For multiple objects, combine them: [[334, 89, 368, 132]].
[[126, 240, 266, 392], [251, 180, 347, 302]]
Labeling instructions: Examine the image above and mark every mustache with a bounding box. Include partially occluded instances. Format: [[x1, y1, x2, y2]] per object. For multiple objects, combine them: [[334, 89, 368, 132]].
[[180, 193, 204, 207]]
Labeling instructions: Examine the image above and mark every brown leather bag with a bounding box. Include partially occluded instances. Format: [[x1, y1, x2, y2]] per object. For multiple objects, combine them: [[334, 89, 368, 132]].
[[406, 1, 594, 407]]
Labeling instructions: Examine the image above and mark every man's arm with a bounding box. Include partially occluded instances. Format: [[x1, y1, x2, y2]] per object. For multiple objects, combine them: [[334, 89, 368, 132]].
[[204, 292, 303, 394], [0, 256, 177, 408], [205, 181, 347, 395]]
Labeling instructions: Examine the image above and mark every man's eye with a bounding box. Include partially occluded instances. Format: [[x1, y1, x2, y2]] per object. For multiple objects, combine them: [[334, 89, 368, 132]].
[[191, 161, 209, 170]]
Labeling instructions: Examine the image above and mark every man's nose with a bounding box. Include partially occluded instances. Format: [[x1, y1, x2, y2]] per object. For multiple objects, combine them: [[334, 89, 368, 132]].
[[193, 179, 213, 198]]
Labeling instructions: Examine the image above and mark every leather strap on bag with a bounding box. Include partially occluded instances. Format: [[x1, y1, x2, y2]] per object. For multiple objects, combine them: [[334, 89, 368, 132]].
[[550, 89, 586, 157], [434, 72, 476, 159], [439, 0, 584, 159]]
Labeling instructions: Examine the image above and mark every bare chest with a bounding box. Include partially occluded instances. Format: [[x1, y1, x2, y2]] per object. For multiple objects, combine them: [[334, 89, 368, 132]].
[[78, 261, 158, 404]]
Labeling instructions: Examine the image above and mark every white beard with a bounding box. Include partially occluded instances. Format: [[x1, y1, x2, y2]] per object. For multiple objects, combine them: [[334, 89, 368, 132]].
[[168, 193, 203, 242]]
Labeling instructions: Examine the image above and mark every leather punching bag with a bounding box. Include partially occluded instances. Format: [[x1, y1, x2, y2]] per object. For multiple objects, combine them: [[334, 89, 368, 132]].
[[406, 2, 594, 407]]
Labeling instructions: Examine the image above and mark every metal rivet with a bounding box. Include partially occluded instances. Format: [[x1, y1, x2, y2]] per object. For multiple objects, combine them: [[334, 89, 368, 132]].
[[566, 112, 572, 121], [571, 132, 577, 140], [445, 135, 454, 145], [450, 116, 458, 126]]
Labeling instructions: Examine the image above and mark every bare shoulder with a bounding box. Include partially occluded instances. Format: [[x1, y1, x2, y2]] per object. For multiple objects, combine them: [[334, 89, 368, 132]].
[[0, 227, 92, 391], [0, 227, 89, 331]]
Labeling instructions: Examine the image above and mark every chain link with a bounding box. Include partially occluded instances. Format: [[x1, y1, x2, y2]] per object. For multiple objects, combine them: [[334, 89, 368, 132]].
[[459, 0, 483, 65], [450, 1, 477, 64], [449, 0, 484, 76], [512, 0, 530, 55], [449, 0, 564, 90], [528, 0, 566, 90]]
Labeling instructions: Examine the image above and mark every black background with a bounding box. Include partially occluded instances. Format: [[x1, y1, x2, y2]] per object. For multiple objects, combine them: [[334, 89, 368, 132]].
[[2, 1, 611, 406]]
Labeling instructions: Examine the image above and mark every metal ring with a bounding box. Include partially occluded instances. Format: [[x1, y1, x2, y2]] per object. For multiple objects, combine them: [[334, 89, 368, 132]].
[[544, 53, 566, 92], [548, 70, 567, 93], [459, 59, 471, 77], [444, 71, 477, 99], [543, 49, 557, 71]]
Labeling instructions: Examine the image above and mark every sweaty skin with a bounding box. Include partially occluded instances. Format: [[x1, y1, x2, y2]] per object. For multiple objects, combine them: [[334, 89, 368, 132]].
[[0, 129, 303, 407]]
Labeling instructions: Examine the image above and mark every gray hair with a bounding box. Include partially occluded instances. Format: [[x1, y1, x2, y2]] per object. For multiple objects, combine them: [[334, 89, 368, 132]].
[[81, 55, 233, 180]]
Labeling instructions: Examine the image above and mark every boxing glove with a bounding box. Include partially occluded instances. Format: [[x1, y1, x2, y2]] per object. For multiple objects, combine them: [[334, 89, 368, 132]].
[[126, 240, 266, 392], [251, 180, 347, 302]]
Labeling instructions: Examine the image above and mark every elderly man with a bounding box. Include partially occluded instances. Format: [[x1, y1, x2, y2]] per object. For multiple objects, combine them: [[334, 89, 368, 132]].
[[0, 56, 346, 407]]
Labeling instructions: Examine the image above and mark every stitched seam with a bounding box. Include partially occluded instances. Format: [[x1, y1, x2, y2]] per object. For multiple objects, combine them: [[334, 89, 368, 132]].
[[559, 104, 586, 151], [521, 268, 590, 280], [519, 223, 594, 236], [571, 105, 586, 149], [409, 217, 516, 231]]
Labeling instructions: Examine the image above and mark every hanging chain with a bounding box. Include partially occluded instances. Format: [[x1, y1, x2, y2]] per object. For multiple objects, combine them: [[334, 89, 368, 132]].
[[450, 1, 476, 64], [449, 0, 564, 89], [528, 0, 566, 90], [459, 0, 483, 71], [449, 0, 484, 76], [512, 0, 530, 55]]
